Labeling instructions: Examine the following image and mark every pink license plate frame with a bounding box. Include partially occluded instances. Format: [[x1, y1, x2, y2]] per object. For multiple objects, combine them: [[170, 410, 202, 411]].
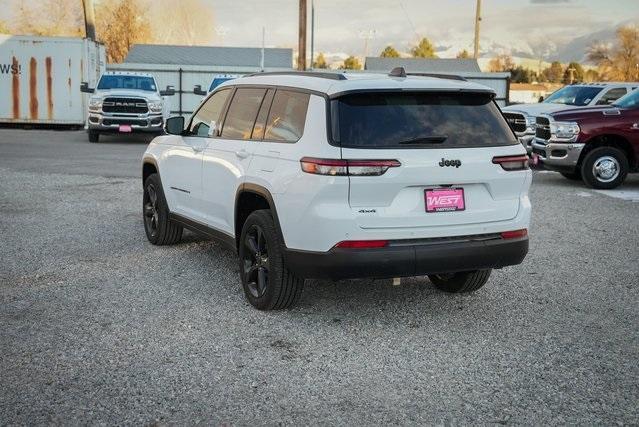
[[425, 188, 465, 213]]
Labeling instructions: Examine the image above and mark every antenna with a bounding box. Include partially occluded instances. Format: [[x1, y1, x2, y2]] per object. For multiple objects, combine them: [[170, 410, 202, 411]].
[[389, 67, 407, 78]]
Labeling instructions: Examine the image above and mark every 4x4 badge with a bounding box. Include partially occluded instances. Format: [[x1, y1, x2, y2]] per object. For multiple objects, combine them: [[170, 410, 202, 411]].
[[439, 158, 462, 168]]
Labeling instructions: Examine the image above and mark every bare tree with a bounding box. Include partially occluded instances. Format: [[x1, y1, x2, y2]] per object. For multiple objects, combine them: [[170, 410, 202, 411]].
[[341, 56, 362, 70], [588, 25, 639, 81], [10, 0, 83, 36], [487, 54, 515, 72], [96, 0, 153, 63], [150, 0, 215, 46]]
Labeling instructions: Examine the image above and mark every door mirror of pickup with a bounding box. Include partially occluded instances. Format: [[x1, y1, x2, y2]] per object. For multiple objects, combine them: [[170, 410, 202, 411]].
[[160, 85, 175, 96], [193, 84, 207, 96], [538, 95, 544, 103], [80, 82, 95, 93], [165, 116, 185, 135]]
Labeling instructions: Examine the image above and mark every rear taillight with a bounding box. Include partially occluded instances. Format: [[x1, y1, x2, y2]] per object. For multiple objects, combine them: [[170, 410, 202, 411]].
[[334, 240, 389, 249], [500, 229, 528, 239], [300, 157, 400, 176], [492, 155, 529, 171]]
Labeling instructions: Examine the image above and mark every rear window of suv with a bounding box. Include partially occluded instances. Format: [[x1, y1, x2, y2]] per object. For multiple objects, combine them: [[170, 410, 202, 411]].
[[331, 92, 517, 149]]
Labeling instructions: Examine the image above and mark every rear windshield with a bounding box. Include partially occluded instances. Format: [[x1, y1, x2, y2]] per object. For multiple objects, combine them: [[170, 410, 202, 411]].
[[332, 92, 517, 149]]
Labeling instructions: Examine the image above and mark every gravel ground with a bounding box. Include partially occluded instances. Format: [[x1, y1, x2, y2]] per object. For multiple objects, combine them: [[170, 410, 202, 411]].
[[1, 129, 638, 425]]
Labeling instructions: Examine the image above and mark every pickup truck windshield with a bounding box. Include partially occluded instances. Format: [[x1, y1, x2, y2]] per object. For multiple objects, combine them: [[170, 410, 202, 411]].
[[332, 91, 517, 149], [613, 89, 639, 109], [544, 86, 603, 106], [97, 75, 157, 92]]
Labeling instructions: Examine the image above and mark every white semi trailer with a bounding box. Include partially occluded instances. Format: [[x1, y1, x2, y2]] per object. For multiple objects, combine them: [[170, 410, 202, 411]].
[[0, 35, 106, 126]]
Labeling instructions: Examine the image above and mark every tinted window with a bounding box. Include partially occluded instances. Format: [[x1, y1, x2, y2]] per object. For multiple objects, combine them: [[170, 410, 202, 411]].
[[333, 92, 516, 149], [543, 86, 603, 106], [222, 88, 267, 140], [614, 89, 639, 109], [190, 89, 231, 137], [264, 90, 310, 142], [97, 75, 156, 91], [251, 89, 275, 140], [597, 88, 627, 105]]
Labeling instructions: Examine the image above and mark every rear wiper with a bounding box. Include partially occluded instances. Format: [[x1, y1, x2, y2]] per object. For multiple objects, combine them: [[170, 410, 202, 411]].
[[398, 135, 448, 145]]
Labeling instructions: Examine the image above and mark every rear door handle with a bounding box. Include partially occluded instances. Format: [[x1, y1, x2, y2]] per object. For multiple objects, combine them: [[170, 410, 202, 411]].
[[236, 149, 250, 159]]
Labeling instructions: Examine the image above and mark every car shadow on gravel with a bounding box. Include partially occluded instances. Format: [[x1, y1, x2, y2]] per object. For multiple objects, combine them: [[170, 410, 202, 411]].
[[94, 133, 156, 145]]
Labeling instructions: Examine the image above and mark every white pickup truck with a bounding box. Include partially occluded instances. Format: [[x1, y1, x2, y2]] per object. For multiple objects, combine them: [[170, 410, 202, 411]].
[[80, 72, 175, 143]]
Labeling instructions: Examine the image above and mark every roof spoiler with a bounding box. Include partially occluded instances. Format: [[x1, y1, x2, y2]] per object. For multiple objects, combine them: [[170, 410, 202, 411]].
[[388, 67, 467, 82]]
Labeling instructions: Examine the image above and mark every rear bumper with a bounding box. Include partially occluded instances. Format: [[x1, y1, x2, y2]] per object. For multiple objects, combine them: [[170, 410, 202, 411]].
[[284, 235, 529, 280]]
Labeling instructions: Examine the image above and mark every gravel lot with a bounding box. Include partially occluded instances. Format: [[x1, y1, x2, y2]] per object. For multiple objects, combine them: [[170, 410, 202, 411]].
[[1, 129, 638, 425]]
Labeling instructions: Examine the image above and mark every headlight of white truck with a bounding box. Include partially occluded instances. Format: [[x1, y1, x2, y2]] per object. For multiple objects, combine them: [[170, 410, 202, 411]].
[[88, 97, 102, 111], [550, 121, 580, 140], [148, 101, 163, 113]]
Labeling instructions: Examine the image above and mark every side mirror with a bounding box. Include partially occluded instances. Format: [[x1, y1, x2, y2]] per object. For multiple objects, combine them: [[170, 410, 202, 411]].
[[160, 85, 175, 96], [194, 84, 207, 96], [80, 82, 94, 93], [538, 96, 544, 103], [165, 116, 185, 135]]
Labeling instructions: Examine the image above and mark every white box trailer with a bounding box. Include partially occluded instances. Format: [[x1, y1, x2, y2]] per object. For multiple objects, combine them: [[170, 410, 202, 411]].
[[0, 35, 106, 125]]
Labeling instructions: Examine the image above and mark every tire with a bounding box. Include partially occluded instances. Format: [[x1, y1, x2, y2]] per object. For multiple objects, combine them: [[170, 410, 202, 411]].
[[143, 173, 183, 245], [88, 130, 99, 143], [560, 171, 581, 181], [580, 146, 628, 189], [428, 269, 492, 293], [238, 210, 304, 310]]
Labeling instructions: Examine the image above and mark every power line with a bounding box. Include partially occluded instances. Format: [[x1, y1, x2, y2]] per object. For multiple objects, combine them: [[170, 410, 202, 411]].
[[398, 1, 420, 41]]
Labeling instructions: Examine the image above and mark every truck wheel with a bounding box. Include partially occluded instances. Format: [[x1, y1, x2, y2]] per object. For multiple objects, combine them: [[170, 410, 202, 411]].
[[143, 173, 183, 245], [560, 171, 581, 180], [581, 146, 628, 189], [428, 269, 492, 293], [239, 210, 304, 310], [88, 131, 100, 143]]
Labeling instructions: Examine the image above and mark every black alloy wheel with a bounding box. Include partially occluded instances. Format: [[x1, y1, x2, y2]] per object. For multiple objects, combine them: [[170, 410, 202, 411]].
[[242, 224, 270, 298], [143, 182, 160, 239]]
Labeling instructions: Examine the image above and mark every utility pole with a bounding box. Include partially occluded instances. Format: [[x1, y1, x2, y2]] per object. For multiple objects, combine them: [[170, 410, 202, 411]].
[[260, 27, 265, 72], [82, 0, 96, 41], [298, 0, 307, 71], [567, 66, 576, 84], [473, 0, 481, 59], [310, 0, 315, 69], [359, 29, 377, 63]]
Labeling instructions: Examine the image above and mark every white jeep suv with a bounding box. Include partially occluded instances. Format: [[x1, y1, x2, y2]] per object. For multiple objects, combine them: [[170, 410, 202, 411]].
[[141, 69, 531, 310]]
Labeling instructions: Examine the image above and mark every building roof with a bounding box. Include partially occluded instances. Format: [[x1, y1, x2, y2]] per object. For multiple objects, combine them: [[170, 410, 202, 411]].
[[219, 72, 496, 97], [124, 44, 293, 68], [365, 57, 482, 73]]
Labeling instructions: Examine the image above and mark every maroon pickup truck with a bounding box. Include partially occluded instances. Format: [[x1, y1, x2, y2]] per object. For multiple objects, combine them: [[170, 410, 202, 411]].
[[531, 89, 639, 189]]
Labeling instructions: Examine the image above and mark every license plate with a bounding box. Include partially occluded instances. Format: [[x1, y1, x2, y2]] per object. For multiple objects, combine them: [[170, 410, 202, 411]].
[[425, 188, 465, 213], [119, 125, 132, 133]]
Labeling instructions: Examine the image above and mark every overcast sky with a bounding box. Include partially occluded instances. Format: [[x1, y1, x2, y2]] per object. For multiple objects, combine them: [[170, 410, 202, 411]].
[[209, 0, 638, 58]]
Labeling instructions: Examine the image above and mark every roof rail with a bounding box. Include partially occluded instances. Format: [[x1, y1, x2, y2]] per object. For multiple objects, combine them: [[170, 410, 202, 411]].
[[407, 72, 467, 82], [245, 71, 347, 80], [388, 67, 466, 81]]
